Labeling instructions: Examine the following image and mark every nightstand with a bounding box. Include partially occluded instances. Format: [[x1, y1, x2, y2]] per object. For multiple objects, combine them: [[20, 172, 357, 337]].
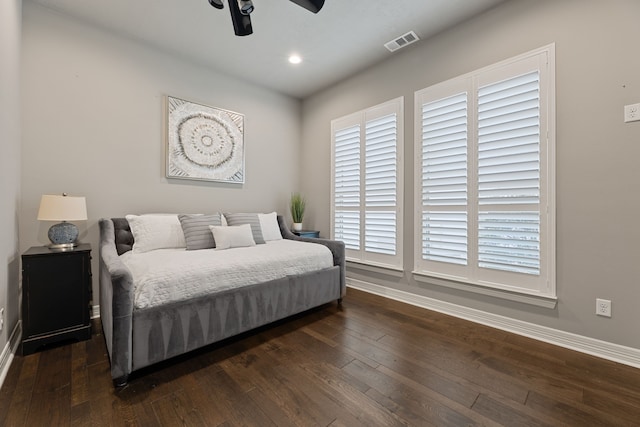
[[21, 244, 92, 355], [293, 230, 320, 238]]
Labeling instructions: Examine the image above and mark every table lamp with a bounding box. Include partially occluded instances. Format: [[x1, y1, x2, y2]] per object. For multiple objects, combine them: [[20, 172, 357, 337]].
[[37, 193, 88, 249]]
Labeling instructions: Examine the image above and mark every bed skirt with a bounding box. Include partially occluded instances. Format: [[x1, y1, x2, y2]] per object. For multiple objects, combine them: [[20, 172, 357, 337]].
[[131, 265, 341, 372]]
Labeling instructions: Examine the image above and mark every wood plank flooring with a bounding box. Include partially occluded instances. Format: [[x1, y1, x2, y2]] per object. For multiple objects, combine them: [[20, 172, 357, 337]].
[[1, 288, 640, 426]]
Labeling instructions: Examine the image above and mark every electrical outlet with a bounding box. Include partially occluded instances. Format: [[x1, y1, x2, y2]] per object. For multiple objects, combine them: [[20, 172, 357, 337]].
[[624, 103, 640, 123], [596, 299, 611, 317], [0, 307, 4, 332]]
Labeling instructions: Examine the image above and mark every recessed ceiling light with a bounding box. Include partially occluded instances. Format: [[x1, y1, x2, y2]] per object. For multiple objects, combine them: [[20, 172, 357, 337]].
[[288, 55, 302, 64]]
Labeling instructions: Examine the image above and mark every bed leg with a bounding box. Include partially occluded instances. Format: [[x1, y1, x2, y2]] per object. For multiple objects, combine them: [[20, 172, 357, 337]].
[[337, 298, 343, 305], [113, 375, 129, 388]]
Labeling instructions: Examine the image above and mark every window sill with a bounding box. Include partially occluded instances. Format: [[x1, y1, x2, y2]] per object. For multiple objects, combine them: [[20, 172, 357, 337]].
[[346, 260, 404, 278], [412, 271, 557, 309]]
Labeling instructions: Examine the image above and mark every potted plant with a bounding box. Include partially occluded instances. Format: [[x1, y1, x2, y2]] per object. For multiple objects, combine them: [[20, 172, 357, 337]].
[[290, 192, 306, 231]]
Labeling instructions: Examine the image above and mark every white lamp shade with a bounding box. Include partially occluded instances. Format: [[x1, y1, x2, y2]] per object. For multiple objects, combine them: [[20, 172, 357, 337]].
[[37, 195, 88, 221]]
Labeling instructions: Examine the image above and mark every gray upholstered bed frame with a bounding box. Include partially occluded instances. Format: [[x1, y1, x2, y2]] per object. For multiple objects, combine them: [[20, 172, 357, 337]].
[[99, 215, 345, 387]]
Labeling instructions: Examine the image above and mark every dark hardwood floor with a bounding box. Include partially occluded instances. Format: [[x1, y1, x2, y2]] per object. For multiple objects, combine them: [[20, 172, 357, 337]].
[[1, 288, 640, 426]]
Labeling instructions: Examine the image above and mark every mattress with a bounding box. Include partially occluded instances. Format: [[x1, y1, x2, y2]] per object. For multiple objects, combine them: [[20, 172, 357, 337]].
[[120, 239, 334, 309]]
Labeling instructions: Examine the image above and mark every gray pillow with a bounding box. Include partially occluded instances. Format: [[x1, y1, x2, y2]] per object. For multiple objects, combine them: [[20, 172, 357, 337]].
[[178, 214, 223, 250], [223, 213, 265, 244]]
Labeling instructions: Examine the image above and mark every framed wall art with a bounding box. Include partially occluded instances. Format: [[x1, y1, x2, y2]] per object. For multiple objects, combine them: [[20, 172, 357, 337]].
[[165, 95, 245, 183]]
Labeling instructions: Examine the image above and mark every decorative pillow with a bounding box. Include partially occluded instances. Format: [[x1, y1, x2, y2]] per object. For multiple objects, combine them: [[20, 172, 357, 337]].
[[125, 214, 186, 253], [209, 224, 256, 250], [223, 213, 265, 244], [178, 213, 223, 250], [258, 212, 282, 241]]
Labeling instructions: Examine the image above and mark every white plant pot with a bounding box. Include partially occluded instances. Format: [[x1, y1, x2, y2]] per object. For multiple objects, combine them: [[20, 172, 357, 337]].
[[293, 222, 303, 231]]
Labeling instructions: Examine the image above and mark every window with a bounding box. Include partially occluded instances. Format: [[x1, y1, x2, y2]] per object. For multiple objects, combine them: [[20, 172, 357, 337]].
[[414, 45, 555, 298], [331, 97, 404, 269]]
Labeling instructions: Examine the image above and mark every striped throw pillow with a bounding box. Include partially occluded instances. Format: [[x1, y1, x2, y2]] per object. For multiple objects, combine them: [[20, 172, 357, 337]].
[[178, 213, 223, 250], [223, 213, 266, 244]]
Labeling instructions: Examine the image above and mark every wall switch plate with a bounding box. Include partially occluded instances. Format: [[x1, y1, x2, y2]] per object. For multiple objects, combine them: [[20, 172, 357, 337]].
[[596, 298, 611, 317], [624, 103, 640, 123]]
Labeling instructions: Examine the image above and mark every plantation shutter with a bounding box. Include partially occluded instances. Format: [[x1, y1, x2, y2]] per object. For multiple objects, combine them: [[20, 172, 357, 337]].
[[331, 97, 404, 269], [420, 93, 468, 266], [365, 113, 397, 255], [415, 45, 555, 298], [477, 71, 541, 276], [333, 124, 360, 250]]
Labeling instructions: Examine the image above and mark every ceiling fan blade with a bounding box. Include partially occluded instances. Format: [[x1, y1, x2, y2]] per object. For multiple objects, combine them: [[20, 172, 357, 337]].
[[289, 0, 325, 14], [229, 0, 253, 36], [208, 0, 224, 10]]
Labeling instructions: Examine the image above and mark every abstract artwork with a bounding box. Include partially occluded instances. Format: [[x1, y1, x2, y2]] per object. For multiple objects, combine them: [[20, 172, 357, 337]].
[[166, 96, 245, 183]]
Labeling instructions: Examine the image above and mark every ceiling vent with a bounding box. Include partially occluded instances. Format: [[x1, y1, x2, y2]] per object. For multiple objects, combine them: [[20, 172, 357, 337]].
[[384, 31, 420, 52]]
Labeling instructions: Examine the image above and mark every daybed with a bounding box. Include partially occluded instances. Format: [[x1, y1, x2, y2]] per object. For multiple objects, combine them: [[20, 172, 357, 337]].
[[99, 214, 345, 386]]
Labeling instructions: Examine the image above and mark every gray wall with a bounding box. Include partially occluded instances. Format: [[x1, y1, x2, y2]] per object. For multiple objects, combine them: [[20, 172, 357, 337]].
[[301, 0, 640, 348], [0, 0, 22, 357], [20, 3, 302, 305]]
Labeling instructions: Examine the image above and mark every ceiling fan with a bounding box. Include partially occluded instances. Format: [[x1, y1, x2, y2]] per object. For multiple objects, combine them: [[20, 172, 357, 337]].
[[208, 0, 326, 36]]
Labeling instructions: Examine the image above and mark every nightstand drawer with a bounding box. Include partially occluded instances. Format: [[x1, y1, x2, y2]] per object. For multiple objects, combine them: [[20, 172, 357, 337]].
[[293, 230, 320, 238]]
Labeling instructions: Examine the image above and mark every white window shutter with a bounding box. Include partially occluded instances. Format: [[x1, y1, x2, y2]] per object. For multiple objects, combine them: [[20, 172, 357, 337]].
[[333, 125, 360, 250], [420, 93, 468, 265], [477, 71, 541, 206], [334, 125, 361, 209], [477, 71, 541, 276], [415, 44, 555, 298], [365, 113, 397, 255], [331, 98, 403, 269]]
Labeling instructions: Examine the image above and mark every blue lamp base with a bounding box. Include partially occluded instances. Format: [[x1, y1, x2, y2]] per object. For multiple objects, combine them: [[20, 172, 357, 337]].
[[48, 221, 79, 249]]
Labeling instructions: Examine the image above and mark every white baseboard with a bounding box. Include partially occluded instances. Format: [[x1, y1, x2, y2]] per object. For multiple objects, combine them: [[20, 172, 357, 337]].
[[347, 278, 640, 369], [0, 320, 22, 391], [92, 305, 100, 319]]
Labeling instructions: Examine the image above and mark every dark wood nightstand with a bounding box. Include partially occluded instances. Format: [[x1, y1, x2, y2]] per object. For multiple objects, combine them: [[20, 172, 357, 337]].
[[293, 230, 320, 238], [21, 243, 92, 355]]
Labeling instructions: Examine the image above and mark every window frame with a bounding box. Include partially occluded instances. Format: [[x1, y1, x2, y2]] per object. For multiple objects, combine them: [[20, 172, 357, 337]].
[[331, 97, 404, 270], [413, 44, 556, 299]]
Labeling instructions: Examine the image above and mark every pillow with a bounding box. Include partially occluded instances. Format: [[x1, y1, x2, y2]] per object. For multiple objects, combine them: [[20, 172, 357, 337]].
[[223, 213, 265, 244], [125, 214, 186, 253], [178, 213, 223, 250], [258, 212, 282, 241], [209, 224, 256, 250]]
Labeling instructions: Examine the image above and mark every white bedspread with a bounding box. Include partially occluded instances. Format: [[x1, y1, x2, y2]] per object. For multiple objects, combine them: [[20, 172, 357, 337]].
[[120, 239, 334, 309]]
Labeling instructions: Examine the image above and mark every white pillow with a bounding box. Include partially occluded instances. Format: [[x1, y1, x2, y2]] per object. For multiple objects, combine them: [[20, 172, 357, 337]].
[[209, 224, 256, 250], [126, 214, 186, 253], [259, 212, 282, 241]]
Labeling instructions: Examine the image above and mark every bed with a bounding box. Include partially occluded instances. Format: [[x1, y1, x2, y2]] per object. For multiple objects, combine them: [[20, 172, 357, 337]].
[[99, 214, 345, 386]]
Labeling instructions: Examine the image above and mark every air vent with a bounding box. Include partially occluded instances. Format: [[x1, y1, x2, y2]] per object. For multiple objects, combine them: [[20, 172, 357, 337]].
[[384, 31, 420, 52]]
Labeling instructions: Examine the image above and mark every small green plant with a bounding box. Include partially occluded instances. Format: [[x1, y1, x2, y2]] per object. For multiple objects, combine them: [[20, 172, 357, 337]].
[[290, 192, 306, 223]]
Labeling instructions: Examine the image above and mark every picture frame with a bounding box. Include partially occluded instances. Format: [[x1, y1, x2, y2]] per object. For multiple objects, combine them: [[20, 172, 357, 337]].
[[165, 95, 245, 183]]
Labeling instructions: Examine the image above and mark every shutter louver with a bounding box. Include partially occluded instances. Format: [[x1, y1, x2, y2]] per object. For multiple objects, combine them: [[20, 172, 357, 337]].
[[334, 210, 360, 250], [478, 211, 540, 275], [421, 93, 468, 265], [422, 211, 467, 265], [365, 211, 396, 255], [421, 93, 468, 206], [477, 71, 541, 275], [478, 71, 540, 205], [334, 125, 360, 208], [365, 114, 397, 207]]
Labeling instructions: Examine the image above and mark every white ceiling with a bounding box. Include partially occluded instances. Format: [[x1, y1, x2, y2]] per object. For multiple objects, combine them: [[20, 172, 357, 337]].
[[28, 0, 507, 99]]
